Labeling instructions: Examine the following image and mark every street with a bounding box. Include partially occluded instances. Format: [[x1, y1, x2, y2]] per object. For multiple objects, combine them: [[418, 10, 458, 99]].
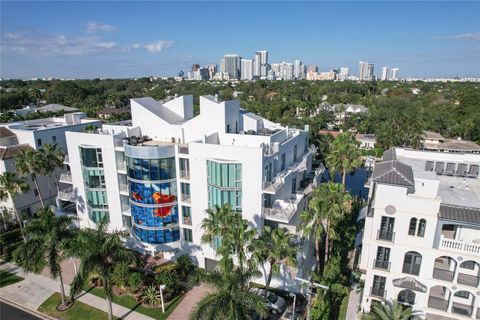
[[0, 300, 43, 320]]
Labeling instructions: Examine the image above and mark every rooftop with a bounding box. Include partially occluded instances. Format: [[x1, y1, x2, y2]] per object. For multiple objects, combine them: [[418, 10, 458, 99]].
[[37, 104, 78, 113]]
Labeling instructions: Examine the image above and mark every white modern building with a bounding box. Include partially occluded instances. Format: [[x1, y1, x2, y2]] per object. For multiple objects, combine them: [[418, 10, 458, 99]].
[[223, 54, 241, 79], [241, 59, 254, 80], [358, 147, 480, 319], [0, 113, 101, 217], [62, 95, 324, 288], [381, 67, 390, 81], [339, 67, 350, 81]]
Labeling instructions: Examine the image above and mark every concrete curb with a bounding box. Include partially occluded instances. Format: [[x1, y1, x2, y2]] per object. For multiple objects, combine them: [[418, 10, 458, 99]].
[[0, 296, 57, 320]]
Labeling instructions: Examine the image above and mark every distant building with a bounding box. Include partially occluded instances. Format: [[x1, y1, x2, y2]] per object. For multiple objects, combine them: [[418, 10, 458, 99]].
[[271, 63, 280, 78], [339, 67, 350, 80], [381, 67, 390, 81], [206, 64, 217, 79], [254, 50, 268, 77], [367, 63, 374, 80], [390, 68, 399, 81], [241, 59, 254, 80], [191, 64, 201, 72], [422, 131, 480, 154], [279, 62, 294, 80], [97, 108, 131, 120], [223, 54, 241, 80], [294, 60, 302, 80], [37, 104, 78, 113], [356, 133, 376, 149], [307, 65, 318, 73], [359, 61, 374, 81]]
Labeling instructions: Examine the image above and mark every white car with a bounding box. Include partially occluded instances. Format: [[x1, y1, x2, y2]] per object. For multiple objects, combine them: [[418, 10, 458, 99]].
[[250, 288, 287, 315]]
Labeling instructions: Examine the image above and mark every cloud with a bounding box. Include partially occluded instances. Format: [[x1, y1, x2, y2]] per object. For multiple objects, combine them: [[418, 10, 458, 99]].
[[434, 31, 480, 41], [1, 29, 174, 56], [86, 21, 117, 33]]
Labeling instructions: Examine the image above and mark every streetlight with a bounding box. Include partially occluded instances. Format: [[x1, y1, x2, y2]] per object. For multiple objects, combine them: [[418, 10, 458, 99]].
[[159, 284, 166, 313], [294, 277, 329, 320]]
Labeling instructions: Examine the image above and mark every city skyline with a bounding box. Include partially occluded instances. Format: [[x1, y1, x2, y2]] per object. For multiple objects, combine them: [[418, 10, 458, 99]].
[[1, 1, 479, 79]]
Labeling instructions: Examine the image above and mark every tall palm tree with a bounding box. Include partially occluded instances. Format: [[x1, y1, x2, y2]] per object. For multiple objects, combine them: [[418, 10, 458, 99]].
[[363, 299, 423, 320], [40, 144, 65, 193], [16, 148, 46, 208], [0, 172, 30, 242], [249, 226, 297, 292], [300, 182, 352, 269], [68, 218, 137, 320], [14, 207, 77, 308], [190, 268, 267, 320], [326, 132, 362, 186]]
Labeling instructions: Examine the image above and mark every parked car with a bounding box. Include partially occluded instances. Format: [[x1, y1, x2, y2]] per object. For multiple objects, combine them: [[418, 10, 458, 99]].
[[250, 288, 287, 315]]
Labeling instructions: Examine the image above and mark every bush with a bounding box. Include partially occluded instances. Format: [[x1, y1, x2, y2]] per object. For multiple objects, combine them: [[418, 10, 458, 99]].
[[128, 272, 143, 293], [154, 262, 177, 274], [88, 271, 103, 287], [140, 285, 161, 306], [155, 270, 179, 294], [111, 263, 130, 289], [176, 255, 194, 280]]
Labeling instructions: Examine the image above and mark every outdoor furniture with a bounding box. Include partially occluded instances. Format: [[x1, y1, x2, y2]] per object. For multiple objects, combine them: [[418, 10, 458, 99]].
[[467, 165, 479, 178], [445, 163, 455, 176], [425, 161, 434, 171], [435, 162, 445, 175], [456, 164, 468, 177]]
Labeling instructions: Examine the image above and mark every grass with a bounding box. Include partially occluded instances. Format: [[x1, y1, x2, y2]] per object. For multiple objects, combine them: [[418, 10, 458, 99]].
[[87, 286, 184, 320], [338, 293, 350, 320], [0, 269, 24, 287], [38, 292, 112, 320]]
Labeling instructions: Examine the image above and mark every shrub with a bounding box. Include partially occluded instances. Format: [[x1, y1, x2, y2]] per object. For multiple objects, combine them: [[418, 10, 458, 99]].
[[88, 271, 103, 287], [140, 285, 161, 306], [111, 263, 130, 289], [154, 262, 177, 274], [176, 254, 194, 280], [155, 269, 179, 294], [128, 272, 143, 293]]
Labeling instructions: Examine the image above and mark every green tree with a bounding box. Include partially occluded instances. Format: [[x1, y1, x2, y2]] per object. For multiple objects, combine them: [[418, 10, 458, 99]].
[[15, 148, 46, 208], [326, 132, 362, 185], [40, 144, 65, 193], [190, 268, 266, 320], [14, 207, 77, 307], [300, 182, 352, 269], [249, 226, 296, 292], [68, 218, 137, 320], [176, 254, 195, 280], [140, 285, 162, 306], [155, 269, 179, 294], [362, 300, 422, 320], [0, 172, 30, 242]]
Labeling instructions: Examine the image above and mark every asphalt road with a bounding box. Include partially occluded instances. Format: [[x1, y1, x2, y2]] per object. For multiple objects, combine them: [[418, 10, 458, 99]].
[[0, 300, 43, 320]]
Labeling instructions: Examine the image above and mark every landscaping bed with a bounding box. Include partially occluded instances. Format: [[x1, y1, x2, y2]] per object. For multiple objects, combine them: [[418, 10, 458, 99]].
[[38, 292, 111, 320]]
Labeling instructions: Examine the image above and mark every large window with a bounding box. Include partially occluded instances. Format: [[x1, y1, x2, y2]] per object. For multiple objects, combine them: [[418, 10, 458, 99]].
[[83, 169, 105, 188], [183, 228, 193, 242], [408, 218, 417, 235], [87, 190, 108, 209], [375, 246, 391, 270], [371, 275, 386, 297], [417, 219, 426, 237], [89, 210, 109, 223], [402, 251, 422, 275], [126, 157, 176, 181], [408, 217, 426, 237], [129, 181, 177, 205], [80, 147, 103, 168], [133, 226, 180, 244], [207, 160, 242, 211], [131, 205, 178, 227]]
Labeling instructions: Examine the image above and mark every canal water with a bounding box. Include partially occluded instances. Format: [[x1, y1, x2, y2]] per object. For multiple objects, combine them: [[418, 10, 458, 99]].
[[321, 168, 370, 200]]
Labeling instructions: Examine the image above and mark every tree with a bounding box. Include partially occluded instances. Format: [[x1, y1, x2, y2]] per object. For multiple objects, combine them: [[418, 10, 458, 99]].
[[362, 299, 422, 320], [0, 172, 30, 242], [14, 207, 77, 308], [176, 254, 195, 280], [326, 132, 362, 185], [190, 268, 267, 320], [40, 144, 65, 193], [15, 148, 46, 208], [300, 182, 352, 270], [249, 226, 296, 292], [68, 218, 137, 320]]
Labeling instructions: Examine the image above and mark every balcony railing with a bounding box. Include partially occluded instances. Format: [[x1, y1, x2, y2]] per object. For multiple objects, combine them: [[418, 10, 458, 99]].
[[428, 296, 449, 311], [432, 268, 454, 282], [117, 162, 126, 172], [457, 273, 479, 287], [59, 172, 72, 183], [377, 230, 395, 242], [179, 170, 190, 180], [370, 287, 386, 298], [438, 235, 480, 255], [178, 145, 189, 155], [452, 302, 473, 317], [57, 187, 75, 202], [119, 184, 129, 194], [373, 259, 391, 271], [64, 155, 69, 164], [182, 215, 192, 226], [182, 194, 191, 203], [263, 194, 305, 223]]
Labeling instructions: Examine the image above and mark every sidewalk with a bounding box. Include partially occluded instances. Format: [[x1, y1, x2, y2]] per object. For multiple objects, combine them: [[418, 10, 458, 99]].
[[345, 283, 361, 320], [0, 261, 153, 320], [166, 284, 213, 320]]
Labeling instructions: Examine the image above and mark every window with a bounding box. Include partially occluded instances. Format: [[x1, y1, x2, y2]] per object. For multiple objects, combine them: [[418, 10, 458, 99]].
[[293, 145, 298, 162], [181, 183, 190, 196], [183, 228, 193, 242], [417, 219, 426, 237], [20, 207, 32, 218], [207, 160, 242, 211], [226, 123, 230, 133], [52, 136, 57, 144], [375, 246, 390, 265], [80, 147, 103, 168], [281, 153, 286, 171], [179, 158, 190, 178], [265, 163, 272, 181], [182, 206, 192, 225], [408, 218, 417, 235], [87, 190, 108, 209], [37, 138, 42, 147], [460, 261, 476, 270], [122, 215, 132, 228], [371, 275, 386, 297], [378, 216, 395, 241], [398, 290, 415, 305], [89, 210, 109, 223], [83, 169, 105, 188], [402, 251, 422, 275], [454, 291, 470, 299], [126, 157, 176, 180], [291, 177, 297, 193]]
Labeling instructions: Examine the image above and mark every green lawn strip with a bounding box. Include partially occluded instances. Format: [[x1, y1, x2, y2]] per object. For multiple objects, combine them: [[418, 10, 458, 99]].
[[338, 293, 350, 320], [88, 286, 184, 320], [38, 292, 112, 320], [0, 269, 24, 287]]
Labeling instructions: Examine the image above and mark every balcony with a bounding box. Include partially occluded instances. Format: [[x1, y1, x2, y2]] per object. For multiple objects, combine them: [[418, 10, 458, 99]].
[[114, 138, 125, 151], [119, 183, 129, 195], [432, 268, 454, 282], [377, 230, 395, 242], [179, 170, 190, 180], [452, 302, 473, 317], [370, 287, 386, 298], [57, 187, 76, 202], [178, 145, 189, 155], [428, 296, 449, 311], [263, 193, 305, 223], [121, 205, 131, 215], [181, 194, 191, 204], [373, 259, 391, 271], [438, 235, 480, 255], [182, 215, 192, 226], [64, 155, 69, 165], [117, 162, 127, 173], [59, 172, 72, 183], [457, 273, 480, 287]]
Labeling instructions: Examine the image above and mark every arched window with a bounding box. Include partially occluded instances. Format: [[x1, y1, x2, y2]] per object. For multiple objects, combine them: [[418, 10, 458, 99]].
[[398, 289, 416, 305], [402, 251, 422, 275], [408, 218, 417, 235], [417, 219, 426, 237]]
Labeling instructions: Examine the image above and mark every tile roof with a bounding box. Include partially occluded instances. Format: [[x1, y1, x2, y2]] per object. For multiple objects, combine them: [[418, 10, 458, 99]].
[[382, 148, 397, 161], [438, 204, 480, 225], [37, 104, 78, 112], [372, 160, 415, 187], [392, 276, 427, 293], [0, 144, 33, 160]]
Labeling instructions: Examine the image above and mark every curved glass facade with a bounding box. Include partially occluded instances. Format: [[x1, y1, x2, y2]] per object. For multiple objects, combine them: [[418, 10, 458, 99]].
[[126, 156, 180, 245]]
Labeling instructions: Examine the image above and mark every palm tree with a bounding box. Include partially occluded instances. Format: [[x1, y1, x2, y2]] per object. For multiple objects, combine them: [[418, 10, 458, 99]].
[[326, 132, 362, 186], [14, 207, 77, 308], [363, 299, 422, 320], [249, 226, 296, 292], [0, 172, 30, 242], [68, 218, 137, 320], [16, 148, 46, 208], [190, 268, 267, 320], [300, 182, 352, 269], [40, 144, 65, 193]]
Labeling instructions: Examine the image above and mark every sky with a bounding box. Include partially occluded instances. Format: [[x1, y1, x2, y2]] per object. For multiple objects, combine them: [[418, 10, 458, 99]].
[[1, 1, 479, 79]]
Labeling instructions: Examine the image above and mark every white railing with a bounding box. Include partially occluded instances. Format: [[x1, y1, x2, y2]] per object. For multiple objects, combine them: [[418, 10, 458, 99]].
[[57, 187, 75, 202], [263, 194, 306, 223], [438, 235, 480, 255], [119, 184, 129, 194], [117, 162, 126, 172], [59, 172, 72, 183]]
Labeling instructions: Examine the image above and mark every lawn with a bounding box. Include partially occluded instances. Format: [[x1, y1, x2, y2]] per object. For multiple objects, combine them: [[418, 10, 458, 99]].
[[87, 286, 184, 320], [38, 292, 111, 320], [0, 269, 24, 287]]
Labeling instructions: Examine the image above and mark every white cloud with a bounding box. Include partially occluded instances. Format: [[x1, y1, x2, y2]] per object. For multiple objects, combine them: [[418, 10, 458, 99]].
[[86, 21, 117, 33], [435, 31, 480, 41], [143, 40, 174, 53]]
